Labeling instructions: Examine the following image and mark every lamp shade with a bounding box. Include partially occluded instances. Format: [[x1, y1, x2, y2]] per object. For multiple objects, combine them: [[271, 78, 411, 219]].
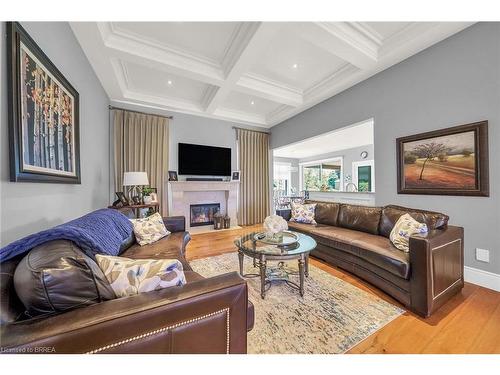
[[123, 172, 149, 186]]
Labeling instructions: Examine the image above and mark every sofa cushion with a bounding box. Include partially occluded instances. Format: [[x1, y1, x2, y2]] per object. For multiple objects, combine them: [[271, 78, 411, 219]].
[[390, 214, 428, 252], [119, 232, 136, 254], [0, 256, 26, 324], [290, 202, 317, 224], [287, 221, 318, 232], [13, 240, 116, 318], [289, 220, 410, 279], [337, 204, 382, 235], [351, 233, 410, 279], [121, 232, 192, 271], [379, 204, 449, 238], [308, 226, 366, 256], [95, 255, 186, 298], [289, 221, 363, 256], [308, 201, 341, 227], [131, 213, 170, 246]]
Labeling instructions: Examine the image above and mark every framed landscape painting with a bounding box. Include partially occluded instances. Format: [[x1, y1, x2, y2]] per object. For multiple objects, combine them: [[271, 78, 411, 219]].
[[397, 121, 489, 196], [7, 22, 80, 183]]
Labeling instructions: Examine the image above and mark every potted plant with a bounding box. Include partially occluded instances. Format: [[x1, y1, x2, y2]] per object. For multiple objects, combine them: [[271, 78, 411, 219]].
[[142, 186, 154, 204]]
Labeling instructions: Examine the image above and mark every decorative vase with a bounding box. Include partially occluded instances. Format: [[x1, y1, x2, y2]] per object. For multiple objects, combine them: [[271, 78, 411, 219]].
[[263, 214, 288, 240], [223, 214, 230, 229], [143, 195, 152, 204]]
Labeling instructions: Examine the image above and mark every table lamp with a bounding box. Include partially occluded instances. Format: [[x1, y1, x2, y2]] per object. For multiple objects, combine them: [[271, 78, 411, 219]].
[[123, 172, 149, 203]]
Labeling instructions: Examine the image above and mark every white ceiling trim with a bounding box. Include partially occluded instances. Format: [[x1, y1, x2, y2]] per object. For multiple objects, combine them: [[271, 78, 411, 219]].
[[98, 22, 225, 85], [266, 22, 474, 126], [204, 23, 282, 113], [71, 22, 474, 128], [236, 73, 303, 107]]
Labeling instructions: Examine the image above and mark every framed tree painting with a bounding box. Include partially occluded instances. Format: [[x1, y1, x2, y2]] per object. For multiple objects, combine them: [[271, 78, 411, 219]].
[[397, 121, 489, 196], [7, 22, 81, 183]]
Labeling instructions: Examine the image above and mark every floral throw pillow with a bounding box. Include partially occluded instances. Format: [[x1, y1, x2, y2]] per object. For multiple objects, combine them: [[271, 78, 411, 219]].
[[130, 212, 170, 246], [95, 255, 186, 298], [390, 213, 428, 252], [290, 202, 317, 225]]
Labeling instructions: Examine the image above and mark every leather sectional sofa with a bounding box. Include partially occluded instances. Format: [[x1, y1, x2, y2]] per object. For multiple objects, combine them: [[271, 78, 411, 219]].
[[281, 201, 464, 317], [0, 211, 254, 354]]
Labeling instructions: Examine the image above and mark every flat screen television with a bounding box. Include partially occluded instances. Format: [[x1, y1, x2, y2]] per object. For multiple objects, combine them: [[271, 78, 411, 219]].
[[178, 143, 231, 176]]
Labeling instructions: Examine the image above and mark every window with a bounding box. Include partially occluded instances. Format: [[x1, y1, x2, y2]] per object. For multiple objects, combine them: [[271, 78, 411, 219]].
[[300, 158, 343, 192], [352, 160, 375, 192], [273, 162, 292, 195]]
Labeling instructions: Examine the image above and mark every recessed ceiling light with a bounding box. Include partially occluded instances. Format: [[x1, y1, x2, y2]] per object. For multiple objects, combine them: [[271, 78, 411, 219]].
[[167, 80, 173, 85], [292, 63, 298, 69], [250, 100, 255, 105]]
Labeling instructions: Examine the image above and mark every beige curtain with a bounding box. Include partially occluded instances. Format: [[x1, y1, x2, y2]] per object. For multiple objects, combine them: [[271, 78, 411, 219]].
[[237, 128, 271, 225], [113, 110, 169, 216]]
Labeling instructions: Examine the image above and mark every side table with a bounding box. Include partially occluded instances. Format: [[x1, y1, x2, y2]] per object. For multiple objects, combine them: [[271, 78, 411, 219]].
[[108, 203, 159, 218]]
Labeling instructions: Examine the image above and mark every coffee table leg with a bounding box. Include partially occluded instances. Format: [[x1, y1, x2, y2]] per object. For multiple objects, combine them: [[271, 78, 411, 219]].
[[298, 255, 305, 297], [238, 250, 244, 276], [260, 255, 266, 299], [305, 253, 309, 278]]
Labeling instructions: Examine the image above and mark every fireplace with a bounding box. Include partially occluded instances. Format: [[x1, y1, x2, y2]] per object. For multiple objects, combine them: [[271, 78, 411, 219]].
[[190, 203, 220, 227]]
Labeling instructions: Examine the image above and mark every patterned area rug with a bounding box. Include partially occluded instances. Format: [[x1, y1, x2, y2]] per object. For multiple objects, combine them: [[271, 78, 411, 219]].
[[190, 252, 404, 354]]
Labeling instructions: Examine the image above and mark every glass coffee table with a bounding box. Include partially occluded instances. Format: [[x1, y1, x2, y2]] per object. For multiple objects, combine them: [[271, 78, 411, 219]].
[[234, 231, 317, 299]]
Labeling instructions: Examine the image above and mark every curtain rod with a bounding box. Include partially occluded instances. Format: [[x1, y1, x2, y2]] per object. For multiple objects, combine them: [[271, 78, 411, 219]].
[[232, 126, 270, 134], [108, 105, 173, 119]]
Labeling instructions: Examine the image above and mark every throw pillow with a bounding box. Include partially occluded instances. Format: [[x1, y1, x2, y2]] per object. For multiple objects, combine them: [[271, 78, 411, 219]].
[[390, 213, 428, 252], [290, 202, 317, 225], [130, 212, 170, 246], [95, 255, 186, 298]]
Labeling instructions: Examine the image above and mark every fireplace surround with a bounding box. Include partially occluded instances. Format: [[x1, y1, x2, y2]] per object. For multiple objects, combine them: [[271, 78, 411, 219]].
[[168, 180, 239, 232]]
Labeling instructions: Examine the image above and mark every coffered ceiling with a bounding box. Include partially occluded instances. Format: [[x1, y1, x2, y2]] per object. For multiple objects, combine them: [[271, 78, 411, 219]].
[[70, 22, 472, 128]]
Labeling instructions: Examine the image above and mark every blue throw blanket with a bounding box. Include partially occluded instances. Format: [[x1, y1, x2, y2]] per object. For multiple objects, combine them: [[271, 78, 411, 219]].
[[0, 209, 133, 262]]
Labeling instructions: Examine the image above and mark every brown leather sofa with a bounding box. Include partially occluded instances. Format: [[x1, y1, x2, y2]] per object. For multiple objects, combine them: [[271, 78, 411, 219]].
[[0, 213, 254, 354], [281, 201, 464, 317]]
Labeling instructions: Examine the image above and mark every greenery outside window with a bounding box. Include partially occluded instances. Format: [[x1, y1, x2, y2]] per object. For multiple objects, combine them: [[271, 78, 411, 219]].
[[301, 158, 342, 192]]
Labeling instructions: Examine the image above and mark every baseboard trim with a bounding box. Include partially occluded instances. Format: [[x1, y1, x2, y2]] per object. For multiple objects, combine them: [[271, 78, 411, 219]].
[[464, 266, 500, 292]]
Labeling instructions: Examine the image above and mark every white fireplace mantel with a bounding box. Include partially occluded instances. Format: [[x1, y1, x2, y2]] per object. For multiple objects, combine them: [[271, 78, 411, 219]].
[[167, 181, 239, 232]]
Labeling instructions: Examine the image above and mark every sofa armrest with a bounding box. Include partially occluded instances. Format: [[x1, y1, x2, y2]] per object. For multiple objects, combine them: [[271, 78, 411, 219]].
[[0, 272, 249, 354], [163, 216, 185, 232], [408, 225, 464, 317]]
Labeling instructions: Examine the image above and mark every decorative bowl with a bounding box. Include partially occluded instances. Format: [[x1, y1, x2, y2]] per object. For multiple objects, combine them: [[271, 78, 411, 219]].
[[253, 230, 299, 247]]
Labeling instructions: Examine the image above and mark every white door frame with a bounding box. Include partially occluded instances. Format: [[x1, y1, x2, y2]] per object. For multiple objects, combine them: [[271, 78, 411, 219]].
[[352, 159, 375, 192]]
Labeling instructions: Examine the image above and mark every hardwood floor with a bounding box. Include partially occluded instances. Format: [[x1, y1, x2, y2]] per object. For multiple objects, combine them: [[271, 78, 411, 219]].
[[185, 224, 500, 354]]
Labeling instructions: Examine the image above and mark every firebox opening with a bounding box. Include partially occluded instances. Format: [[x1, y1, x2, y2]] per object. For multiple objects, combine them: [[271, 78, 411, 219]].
[[190, 203, 221, 227]]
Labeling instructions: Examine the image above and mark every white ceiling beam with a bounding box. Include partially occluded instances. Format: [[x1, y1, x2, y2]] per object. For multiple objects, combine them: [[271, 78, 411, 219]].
[[98, 22, 298, 108], [267, 22, 473, 127], [72, 21, 473, 128], [70, 22, 125, 100], [297, 22, 380, 70], [235, 74, 303, 107], [204, 23, 283, 113], [213, 108, 267, 126], [98, 22, 226, 86]]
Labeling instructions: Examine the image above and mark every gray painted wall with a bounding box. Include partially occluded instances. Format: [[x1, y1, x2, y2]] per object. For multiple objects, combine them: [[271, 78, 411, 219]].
[[270, 23, 500, 274], [168, 113, 261, 177], [108, 101, 263, 183], [0, 22, 110, 246]]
